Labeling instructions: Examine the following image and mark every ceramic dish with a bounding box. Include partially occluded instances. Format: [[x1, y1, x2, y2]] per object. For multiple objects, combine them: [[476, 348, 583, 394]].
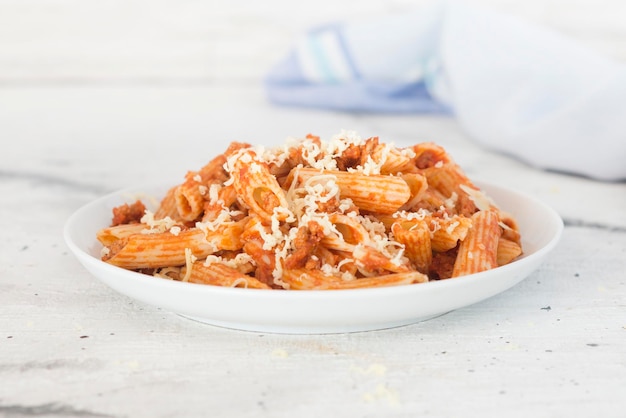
[[64, 181, 563, 334]]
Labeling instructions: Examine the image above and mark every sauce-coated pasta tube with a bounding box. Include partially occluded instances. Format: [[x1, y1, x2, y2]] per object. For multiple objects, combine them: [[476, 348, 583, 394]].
[[154, 186, 182, 221], [186, 262, 271, 289], [321, 213, 370, 252], [231, 151, 289, 222], [281, 269, 427, 290], [290, 168, 410, 214], [97, 223, 147, 246], [103, 229, 217, 269], [392, 221, 432, 273], [496, 238, 523, 266], [452, 210, 501, 277]]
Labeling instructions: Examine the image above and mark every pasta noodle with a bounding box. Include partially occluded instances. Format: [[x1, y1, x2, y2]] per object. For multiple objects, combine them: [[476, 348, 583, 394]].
[[96, 131, 522, 290]]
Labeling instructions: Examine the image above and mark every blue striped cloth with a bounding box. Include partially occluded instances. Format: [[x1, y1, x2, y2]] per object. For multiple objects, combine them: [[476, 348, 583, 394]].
[[265, 1, 626, 181]]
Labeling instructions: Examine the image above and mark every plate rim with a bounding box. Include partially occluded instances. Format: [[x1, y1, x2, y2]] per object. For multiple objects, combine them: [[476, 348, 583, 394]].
[[63, 180, 563, 332]]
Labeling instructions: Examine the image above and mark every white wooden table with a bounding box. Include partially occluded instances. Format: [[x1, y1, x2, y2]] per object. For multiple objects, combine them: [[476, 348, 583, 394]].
[[1, 1, 625, 417], [1, 84, 625, 418]]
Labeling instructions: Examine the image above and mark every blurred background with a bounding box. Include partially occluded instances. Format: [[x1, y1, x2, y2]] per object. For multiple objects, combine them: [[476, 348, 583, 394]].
[[0, 0, 624, 86], [1, 0, 624, 189]]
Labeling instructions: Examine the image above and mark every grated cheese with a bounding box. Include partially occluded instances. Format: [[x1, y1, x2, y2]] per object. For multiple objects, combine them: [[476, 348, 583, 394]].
[[208, 132, 477, 286], [445, 221, 460, 236], [460, 184, 497, 211], [249, 162, 263, 174], [230, 278, 249, 288], [498, 221, 513, 231], [100, 131, 518, 290], [195, 205, 242, 233], [153, 266, 181, 280], [204, 252, 256, 270], [181, 248, 197, 282], [392, 208, 431, 221], [320, 258, 354, 281], [443, 192, 458, 210], [208, 184, 220, 204], [140, 210, 178, 234], [348, 141, 393, 176], [399, 146, 416, 159]]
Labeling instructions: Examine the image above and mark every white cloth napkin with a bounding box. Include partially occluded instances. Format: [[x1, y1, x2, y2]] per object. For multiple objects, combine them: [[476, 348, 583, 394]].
[[265, 1, 626, 181]]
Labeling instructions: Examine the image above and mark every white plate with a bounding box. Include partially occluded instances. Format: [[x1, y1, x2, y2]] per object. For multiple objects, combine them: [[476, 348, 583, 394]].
[[64, 181, 563, 334]]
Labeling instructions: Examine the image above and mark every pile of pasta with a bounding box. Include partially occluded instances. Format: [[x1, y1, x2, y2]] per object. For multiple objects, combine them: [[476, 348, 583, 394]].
[[97, 132, 522, 290]]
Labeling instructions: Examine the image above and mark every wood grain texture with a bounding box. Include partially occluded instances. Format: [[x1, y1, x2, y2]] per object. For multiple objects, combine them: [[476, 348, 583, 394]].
[[0, 85, 625, 417]]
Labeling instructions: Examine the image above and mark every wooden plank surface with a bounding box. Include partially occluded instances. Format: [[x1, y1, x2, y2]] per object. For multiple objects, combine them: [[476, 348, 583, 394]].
[[1, 86, 625, 417]]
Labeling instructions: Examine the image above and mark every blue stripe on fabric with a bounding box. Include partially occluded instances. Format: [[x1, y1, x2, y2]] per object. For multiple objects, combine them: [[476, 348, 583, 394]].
[[265, 80, 451, 114], [332, 26, 360, 80], [308, 35, 336, 83]]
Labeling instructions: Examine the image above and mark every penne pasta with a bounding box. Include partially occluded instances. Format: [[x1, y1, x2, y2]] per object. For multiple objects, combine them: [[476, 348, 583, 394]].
[[452, 210, 501, 277], [321, 213, 370, 252], [186, 262, 271, 289], [154, 186, 182, 221], [430, 215, 473, 252], [175, 178, 205, 221], [392, 221, 432, 273], [497, 238, 523, 266], [230, 151, 290, 222], [290, 168, 410, 214], [202, 184, 238, 222], [352, 244, 411, 276], [97, 223, 147, 246], [103, 228, 217, 269], [499, 211, 522, 246], [412, 142, 452, 169], [399, 173, 428, 211], [281, 268, 427, 290], [372, 143, 416, 174], [98, 131, 522, 290]]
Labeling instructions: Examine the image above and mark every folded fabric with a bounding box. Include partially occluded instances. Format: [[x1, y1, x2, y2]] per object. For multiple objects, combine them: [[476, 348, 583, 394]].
[[265, 1, 626, 181]]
